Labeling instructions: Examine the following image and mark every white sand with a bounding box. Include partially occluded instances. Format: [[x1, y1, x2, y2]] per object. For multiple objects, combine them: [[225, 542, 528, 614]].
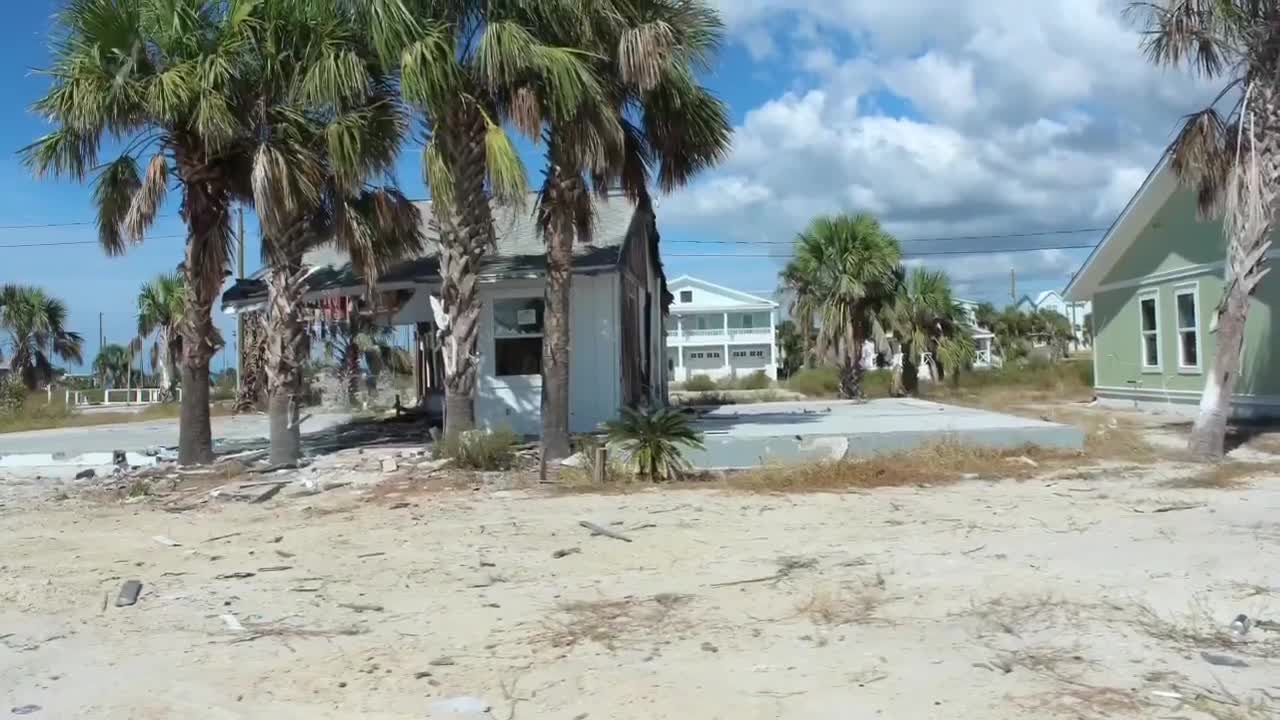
[[1, 460, 1278, 719]]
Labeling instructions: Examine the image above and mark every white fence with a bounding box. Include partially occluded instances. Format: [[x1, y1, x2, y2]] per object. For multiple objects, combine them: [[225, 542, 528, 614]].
[[63, 388, 181, 406]]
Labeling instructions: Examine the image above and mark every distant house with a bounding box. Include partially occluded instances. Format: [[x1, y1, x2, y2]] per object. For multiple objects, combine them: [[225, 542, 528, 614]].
[[955, 298, 997, 368], [1064, 155, 1279, 418], [666, 276, 779, 383], [223, 196, 669, 436], [1015, 290, 1092, 349]]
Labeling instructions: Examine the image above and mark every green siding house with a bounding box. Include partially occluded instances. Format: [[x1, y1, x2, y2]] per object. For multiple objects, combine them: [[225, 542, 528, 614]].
[[1065, 157, 1280, 418]]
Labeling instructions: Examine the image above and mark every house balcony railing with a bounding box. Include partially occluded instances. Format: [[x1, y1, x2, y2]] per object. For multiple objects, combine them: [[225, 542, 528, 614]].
[[667, 328, 772, 343]]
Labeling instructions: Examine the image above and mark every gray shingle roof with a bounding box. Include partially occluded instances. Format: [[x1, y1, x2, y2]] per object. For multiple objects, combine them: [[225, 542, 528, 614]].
[[223, 195, 642, 309]]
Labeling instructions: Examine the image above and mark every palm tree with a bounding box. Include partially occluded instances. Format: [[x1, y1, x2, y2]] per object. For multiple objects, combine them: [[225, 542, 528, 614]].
[[886, 268, 964, 394], [1129, 1, 1279, 458], [781, 215, 901, 399], [322, 313, 412, 406], [25, 0, 260, 465], [775, 320, 805, 378], [136, 273, 184, 401], [0, 286, 85, 389], [973, 302, 998, 331], [1031, 308, 1074, 360], [390, 0, 595, 438], [93, 344, 134, 389], [526, 0, 732, 458], [245, 1, 423, 464], [234, 311, 266, 412]]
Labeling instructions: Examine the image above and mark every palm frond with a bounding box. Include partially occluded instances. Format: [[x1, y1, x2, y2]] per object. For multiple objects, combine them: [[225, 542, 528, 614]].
[[92, 154, 143, 255]]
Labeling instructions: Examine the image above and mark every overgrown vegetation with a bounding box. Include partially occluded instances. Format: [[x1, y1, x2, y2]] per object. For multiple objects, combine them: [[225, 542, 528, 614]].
[[433, 428, 520, 471], [0, 390, 235, 434], [605, 407, 705, 482], [682, 374, 718, 392], [787, 366, 891, 398]]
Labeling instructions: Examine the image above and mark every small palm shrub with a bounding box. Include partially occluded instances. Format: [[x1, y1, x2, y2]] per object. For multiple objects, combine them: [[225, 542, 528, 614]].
[[605, 407, 705, 482], [434, 428, 520, 470], [683, 374, 717, 392]]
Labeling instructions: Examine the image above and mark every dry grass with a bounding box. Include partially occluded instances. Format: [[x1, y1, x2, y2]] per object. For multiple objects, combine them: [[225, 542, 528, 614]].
[[1132, 603, 1280, 659], [721, 442, 1065, 493], [797, 584, 883, 626], [0, 399, 235, 434], [1163, 462, 1270, 489], [540, 593, 693, 651]]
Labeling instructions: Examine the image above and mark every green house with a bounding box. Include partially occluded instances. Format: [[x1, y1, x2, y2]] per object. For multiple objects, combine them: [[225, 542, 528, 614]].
[[1065, 156, 1279, 418]]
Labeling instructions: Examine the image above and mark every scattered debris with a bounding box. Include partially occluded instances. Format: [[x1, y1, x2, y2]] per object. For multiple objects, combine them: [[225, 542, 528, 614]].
[[10, 705, 41, 715], [579, 520, 632, 543], [1231, 614, 1251, 637], [338, 602, 384, 613], [1200, 651, 1248, 668], [115, 580, 142, 607], [221, 614, 245, 632], [275, 550, 296, 559], [700, 641, 719, 653], [389, 502, 411, 510], [417, 457, 453, 474], [356, 552, 385, 559], [204, 532, 242, 543], [553, 547, 582, 559], [961, 544, 987, 555], [711, 556, 818, 588], [249, 483, 287, 504], [428, 656, 456, 666], [381, 458, 398, 473], [151, 535, 181, 547], [413, 670, 433, 680], [256, 566, 292, 572], [215, 572, 256, 580], [1008, 456, 1039, 467], [1130, 502, 1206, 514], [74, 468, 95, 480]]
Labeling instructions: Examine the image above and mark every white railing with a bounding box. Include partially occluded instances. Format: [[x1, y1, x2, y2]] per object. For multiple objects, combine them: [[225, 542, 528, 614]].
[[65, 388, 182, 406], [667, 328, 772, 342]]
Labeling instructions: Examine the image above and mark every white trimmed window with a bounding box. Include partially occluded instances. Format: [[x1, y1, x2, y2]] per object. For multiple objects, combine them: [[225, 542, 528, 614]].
[[749, 350, 765, 358], [731, 350, 748, 358], [679, 290, 692, 303], [1174, 284, 1200, 371], [1139, 291, 1160, 370], [493, 298, 543, 376]]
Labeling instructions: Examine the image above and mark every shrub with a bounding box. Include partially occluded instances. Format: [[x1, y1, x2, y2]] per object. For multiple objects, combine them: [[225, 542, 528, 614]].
[[433, 427, 520, 470], [0, 377, 26, 416], [683, 374, 717, 392], [736, 370, 772, 390], [605, 407, 705, 482], [787, 367, 841, 397]]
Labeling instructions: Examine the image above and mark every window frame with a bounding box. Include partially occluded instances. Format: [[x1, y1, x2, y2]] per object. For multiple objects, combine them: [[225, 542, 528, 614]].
[[492, 296, 545, 378], [679, 290, 693, 304], [1173, 282, 1202, 374], [1137, 289, 1161, 373]]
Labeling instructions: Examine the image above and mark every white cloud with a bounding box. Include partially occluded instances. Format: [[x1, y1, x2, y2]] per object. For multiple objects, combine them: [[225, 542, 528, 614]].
[[664, 0, 1219, 300]]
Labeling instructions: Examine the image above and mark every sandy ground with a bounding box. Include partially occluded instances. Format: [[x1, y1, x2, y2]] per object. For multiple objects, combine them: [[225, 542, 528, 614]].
[[2, 449, 1279, 719]]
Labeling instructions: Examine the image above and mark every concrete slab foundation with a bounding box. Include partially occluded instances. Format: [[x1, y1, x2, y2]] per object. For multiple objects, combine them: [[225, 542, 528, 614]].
[[686, 398, 1085, 469]]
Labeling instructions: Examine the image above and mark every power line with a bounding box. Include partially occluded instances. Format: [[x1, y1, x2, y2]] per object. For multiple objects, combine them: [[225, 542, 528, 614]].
[[0, 234, 186, 249], [667, 244, 1097, 258], [665, 227, 1109, 246], [0, 221, 95, 230]]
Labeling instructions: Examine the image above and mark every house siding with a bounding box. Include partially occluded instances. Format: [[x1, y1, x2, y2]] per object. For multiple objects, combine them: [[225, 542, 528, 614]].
[[475, 275, 622, 436], [1089, 189, 1280, 414]]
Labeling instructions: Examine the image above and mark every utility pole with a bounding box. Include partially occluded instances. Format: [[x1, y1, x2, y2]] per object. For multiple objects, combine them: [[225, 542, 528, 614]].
[[236, 207, 245, 394], [1009, 269, 1016, 304], [98, 312, 104, 389]]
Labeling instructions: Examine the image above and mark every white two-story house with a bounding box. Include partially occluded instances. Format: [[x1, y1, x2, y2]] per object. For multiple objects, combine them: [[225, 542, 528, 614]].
[[666, 276, 779, 383]]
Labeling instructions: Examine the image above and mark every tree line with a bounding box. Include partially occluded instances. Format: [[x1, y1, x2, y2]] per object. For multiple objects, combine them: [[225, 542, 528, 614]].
[[23, 0, 731, 465]]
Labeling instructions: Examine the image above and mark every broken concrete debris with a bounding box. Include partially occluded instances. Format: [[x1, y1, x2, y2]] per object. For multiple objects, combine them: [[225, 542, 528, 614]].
[[115, 580, 142, 607]]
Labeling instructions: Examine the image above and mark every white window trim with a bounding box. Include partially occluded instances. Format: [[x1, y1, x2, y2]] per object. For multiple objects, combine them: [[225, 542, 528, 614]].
[[1173, 281, 1202, 374], [492, 296, 544, 379], [1138, 289, 1161, 373]]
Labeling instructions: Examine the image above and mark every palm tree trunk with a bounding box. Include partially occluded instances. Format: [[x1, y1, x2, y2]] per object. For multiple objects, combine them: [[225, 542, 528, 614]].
[[1189, 99, 1279, 458], [176, 176, 230, 466], [902, 341, 919, 396], [838, 322, 864, 399], [437, 104, 494, 438], [234, 312, 264, 412], [540, 157, 576, 460], [157, 330, 176, 402], [345, 318, 360, 405], [264, 248, 308, 465]]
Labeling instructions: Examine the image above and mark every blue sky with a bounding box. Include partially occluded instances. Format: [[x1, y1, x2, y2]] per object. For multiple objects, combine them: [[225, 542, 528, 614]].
[[4, 1, 1214, 371]]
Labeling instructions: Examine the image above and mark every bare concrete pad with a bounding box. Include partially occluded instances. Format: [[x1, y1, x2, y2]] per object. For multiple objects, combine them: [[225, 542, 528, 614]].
[[686, 398, 1085, 469]]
